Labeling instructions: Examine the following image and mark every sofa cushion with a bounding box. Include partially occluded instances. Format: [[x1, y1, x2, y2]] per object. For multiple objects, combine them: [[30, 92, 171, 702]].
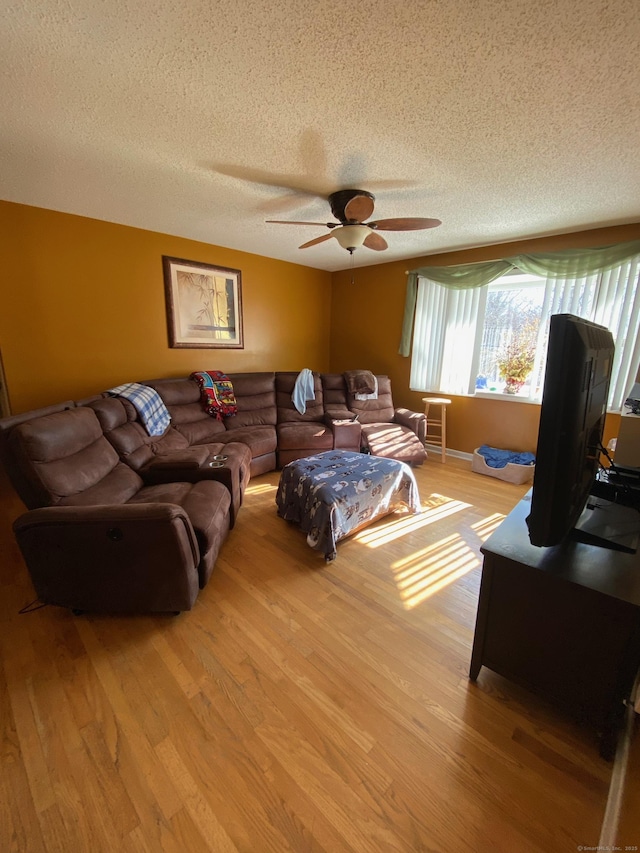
[[347, 375, 396, 424], [224, 373, 276, 429], [88, 397, 156, 471], [129, 480, 231, 587], [320, 374, 352, 419], [276, 422, 333, 452], [0, 400, 77, 509], [276, 371, 325, 423], [144, 377, 201, 406], [172, 416, 227, 446], [152, 428, 192, 454], [216, 425, 277, 459], [7, 407, 133, 506], [144, 377, 226, 445], [59, 461, 146, 506]]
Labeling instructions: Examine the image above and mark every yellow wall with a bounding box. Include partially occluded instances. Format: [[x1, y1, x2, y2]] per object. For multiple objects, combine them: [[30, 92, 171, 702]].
[[0, 202, 332, 413], [330, 223, 640, 454], [1, 199, 637, 456]]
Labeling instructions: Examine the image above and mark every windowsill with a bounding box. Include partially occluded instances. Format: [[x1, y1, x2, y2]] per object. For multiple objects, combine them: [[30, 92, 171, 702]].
[[473, 391, 540, 404], [472, 391, 622, 415]]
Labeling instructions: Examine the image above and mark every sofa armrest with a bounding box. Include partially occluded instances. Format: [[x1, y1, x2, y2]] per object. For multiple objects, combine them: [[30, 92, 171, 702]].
[[324, 408, 358, 424], [329, 420, 362, 451], [13, 504, 200, 613], [394, 408, 426, 442], [143, 447, 210, 472]]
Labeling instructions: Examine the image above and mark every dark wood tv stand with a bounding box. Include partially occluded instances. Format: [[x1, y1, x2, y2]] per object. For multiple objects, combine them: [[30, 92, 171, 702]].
[[470, 492, 640, 759]]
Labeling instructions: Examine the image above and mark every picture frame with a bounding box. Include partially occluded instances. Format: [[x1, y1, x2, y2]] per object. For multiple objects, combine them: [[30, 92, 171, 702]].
[[162, 256, 244, 349]]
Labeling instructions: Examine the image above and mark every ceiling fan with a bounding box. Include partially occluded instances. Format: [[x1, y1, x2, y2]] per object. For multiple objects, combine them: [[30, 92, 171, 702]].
[[266, 189, 441, 254]]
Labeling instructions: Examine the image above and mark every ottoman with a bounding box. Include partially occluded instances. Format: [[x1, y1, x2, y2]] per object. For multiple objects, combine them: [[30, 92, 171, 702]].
[[276, 450, 421, 561]]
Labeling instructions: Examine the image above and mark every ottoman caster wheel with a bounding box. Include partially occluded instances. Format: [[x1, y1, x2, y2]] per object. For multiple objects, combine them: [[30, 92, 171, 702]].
[[71, 608, 85, 616]]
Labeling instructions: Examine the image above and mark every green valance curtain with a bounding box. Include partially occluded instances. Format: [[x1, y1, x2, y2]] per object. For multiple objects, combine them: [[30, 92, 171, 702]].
[[399, 239, 640, 356]]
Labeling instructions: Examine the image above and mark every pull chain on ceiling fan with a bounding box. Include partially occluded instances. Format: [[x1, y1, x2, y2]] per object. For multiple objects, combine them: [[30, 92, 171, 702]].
[[266, 189, 441, 254]]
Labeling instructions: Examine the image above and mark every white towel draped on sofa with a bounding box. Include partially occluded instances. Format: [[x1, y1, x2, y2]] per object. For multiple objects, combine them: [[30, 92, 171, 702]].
[[292, 368, 316, 414]]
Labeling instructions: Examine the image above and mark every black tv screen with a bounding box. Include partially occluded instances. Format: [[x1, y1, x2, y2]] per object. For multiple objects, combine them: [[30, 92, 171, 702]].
[[526, 313, 617, 548]]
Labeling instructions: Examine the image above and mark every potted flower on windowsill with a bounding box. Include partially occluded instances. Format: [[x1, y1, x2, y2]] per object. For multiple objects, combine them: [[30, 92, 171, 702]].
[[497, 323, 537, 395]]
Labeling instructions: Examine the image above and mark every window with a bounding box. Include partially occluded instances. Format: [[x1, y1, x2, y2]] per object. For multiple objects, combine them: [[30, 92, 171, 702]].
[[475, 273, 545, 398], [409, 254, 640, 411]]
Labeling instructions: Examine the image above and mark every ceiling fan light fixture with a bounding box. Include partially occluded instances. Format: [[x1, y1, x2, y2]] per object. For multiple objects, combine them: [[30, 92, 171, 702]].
[[268, 188, 441, 253], [334, 224, 371, 252]]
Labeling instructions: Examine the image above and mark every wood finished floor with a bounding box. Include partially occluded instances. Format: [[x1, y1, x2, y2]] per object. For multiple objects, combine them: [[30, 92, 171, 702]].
[[1, 456, 637, 852]]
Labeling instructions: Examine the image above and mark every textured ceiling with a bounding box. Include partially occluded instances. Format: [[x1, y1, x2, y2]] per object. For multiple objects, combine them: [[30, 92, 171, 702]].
[[1, 0, 639, 272]]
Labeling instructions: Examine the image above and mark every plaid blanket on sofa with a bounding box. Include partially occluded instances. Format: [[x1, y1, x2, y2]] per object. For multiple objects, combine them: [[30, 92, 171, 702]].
[[106, 382, 171, 436], [190, 371, 238, 420]]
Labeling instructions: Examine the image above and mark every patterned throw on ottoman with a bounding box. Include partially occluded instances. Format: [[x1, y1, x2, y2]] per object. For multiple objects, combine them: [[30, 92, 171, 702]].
[[276, 450, 421, 561]]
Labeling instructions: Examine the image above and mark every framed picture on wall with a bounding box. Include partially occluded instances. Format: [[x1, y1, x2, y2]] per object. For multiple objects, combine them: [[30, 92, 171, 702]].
[[162, 256, 244, 349]]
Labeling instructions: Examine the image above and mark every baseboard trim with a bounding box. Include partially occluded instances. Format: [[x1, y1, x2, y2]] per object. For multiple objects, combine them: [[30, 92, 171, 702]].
[[425, 445, 473, 462]]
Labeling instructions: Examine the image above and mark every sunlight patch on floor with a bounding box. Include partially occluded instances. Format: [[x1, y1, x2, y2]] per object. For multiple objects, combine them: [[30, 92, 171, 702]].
[[247, 482, 277, 496], [356, 496, 472, 548], [391, 534, 480, 608], [471, 512, 506, 541]]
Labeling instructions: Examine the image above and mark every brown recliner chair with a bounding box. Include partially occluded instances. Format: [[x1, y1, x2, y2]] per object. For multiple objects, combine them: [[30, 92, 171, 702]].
[[322, 373, 427, 466], [4, 406, 231, 613]]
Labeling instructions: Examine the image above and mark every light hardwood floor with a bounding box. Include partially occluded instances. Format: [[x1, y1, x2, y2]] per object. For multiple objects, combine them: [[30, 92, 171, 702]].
[[1, 456, 637, 852]]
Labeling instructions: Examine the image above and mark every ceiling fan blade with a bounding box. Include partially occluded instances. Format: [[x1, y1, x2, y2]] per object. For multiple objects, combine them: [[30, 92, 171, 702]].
[[267, 220, 333, 227], [368, 217, 442, 231], [299, 233, 334, 249], [363, 232, 388, 251], [344, 194, 375, 223]]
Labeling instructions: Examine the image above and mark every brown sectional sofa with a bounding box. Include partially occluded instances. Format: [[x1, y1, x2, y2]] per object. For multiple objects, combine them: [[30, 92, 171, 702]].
[[0, 370, 426, 614], [143, 371, 369, 473], [142, 371, 426, 470]]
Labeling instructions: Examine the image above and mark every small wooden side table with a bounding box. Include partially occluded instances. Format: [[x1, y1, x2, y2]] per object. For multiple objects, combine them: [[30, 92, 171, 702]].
[[422, 397, 451, 463]]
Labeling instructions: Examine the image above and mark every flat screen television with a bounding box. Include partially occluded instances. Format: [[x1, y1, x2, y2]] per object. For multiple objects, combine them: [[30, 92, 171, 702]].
[[526, 313, 639, 552]]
